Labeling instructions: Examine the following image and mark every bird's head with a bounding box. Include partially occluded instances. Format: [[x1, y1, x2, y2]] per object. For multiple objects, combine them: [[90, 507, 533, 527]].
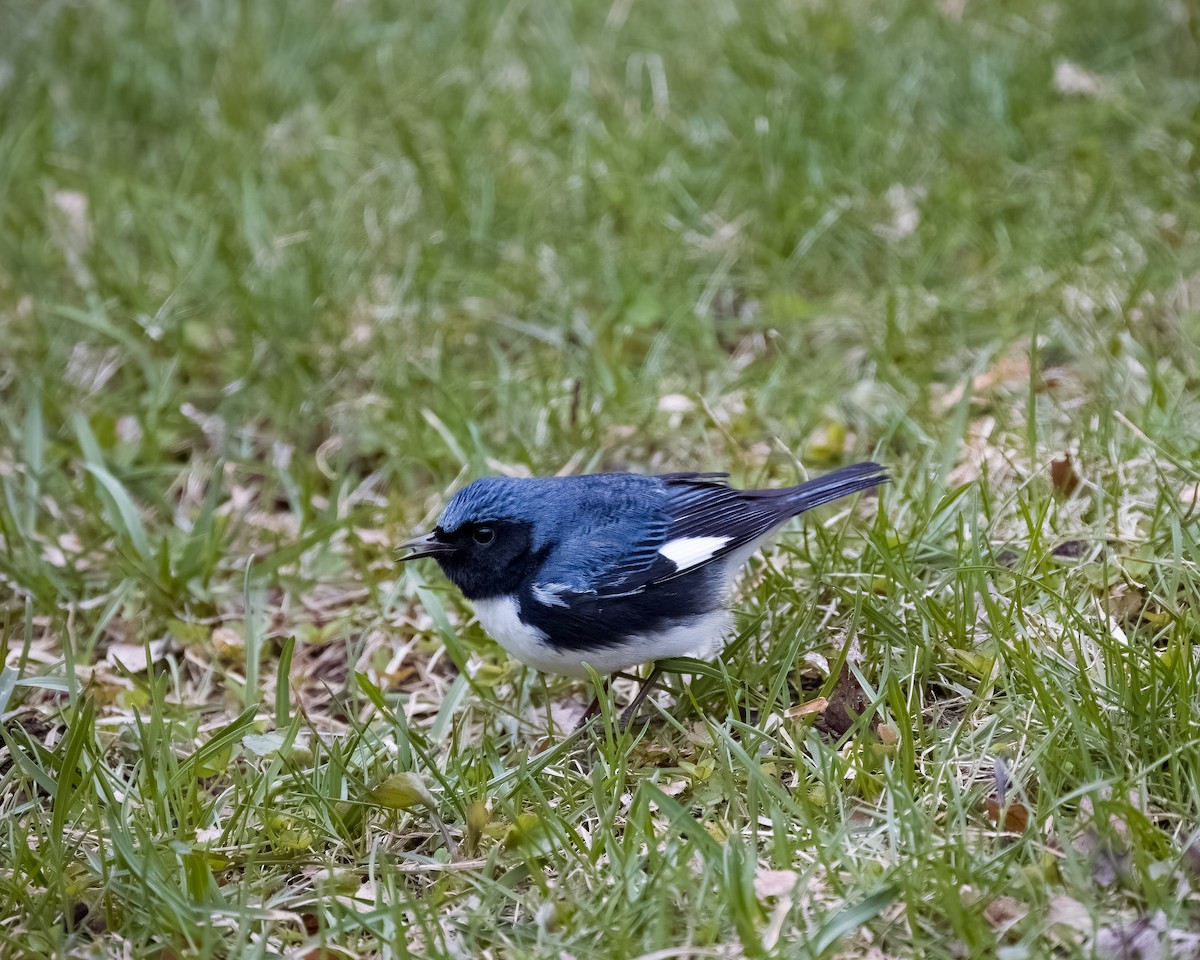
[[397, 477, 546, 600]]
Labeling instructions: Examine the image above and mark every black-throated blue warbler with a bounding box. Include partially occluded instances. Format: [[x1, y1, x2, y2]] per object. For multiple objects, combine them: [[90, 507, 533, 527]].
[[398, 462, 886, 705]]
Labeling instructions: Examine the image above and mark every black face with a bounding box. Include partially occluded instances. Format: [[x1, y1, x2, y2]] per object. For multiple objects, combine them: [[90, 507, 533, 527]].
[[429, 519, 540, 600]]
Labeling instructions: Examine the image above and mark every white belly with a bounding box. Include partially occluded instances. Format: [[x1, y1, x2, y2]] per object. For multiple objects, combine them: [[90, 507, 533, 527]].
[[472, 596, 732, 679]]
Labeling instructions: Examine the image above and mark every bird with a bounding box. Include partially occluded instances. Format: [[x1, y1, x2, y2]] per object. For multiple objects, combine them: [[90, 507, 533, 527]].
[[397, 461, 887, 723]]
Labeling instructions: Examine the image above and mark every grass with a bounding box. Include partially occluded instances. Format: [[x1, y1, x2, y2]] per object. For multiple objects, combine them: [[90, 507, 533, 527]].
[[2, 0, 1200, 956]]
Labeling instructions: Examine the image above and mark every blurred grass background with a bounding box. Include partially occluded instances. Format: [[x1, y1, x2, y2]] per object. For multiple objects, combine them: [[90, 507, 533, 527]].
[[4, 0, 1195, 496], [2, 0, 1199, 957]]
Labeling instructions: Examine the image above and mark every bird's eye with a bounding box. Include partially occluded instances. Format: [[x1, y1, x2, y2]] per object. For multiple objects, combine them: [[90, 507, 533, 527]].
[[473, 526, 495, 545]]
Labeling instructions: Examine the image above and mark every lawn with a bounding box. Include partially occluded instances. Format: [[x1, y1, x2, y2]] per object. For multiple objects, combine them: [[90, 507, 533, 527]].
[[2, 0, 1199, 956]]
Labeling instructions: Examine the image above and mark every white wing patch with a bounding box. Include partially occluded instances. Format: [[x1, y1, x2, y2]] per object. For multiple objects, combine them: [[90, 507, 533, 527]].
[[532, 582, 571, 608], [658, 535, 732, 571]]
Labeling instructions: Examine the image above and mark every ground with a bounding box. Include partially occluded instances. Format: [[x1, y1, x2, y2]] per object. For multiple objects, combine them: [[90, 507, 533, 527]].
[[2, 0, 1200, 957]]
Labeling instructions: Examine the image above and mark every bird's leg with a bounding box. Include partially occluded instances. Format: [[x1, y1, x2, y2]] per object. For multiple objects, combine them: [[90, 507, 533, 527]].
[[618, 664, 663, 730], [573, 676, 608, 732]]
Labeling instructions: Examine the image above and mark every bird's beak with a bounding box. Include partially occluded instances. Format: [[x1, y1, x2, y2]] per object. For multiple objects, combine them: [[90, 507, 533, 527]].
[[396, 531, 455, 561]]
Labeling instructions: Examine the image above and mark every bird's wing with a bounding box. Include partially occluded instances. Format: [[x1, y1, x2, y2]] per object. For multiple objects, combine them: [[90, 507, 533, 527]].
[[531, 473, 793, 603], [597, 474, 796, 595], [531, 464, 887, 603]]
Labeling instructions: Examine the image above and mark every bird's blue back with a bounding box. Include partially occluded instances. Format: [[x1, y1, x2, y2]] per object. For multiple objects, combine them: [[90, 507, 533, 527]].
[[441, 474, 672, 593]]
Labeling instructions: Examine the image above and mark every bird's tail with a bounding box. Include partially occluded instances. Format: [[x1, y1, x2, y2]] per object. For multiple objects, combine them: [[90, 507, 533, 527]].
[[780, 461, 889, 514]]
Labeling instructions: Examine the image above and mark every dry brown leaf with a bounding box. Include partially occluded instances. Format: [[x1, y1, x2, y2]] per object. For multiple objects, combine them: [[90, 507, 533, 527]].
[[983, 895, 1027, 930], [785, 696, 829, 719], [1046, 894, 1093, 944], [817, 667, 871, 738], [105, 640, 167, 673], [73, 665, 133, 705], [984, 798, 1030, 834], [802, 651, 831, 676], [1052, 539, 1086, 559], [933, 351, 1032, 414], [1040, 365, 1071, 389], [753, 868, 800, 899], [1050, 454, 1081, 497], [353, 527, 392, 547], [212, 626, 244, 657], [1106, 583, 1146, 624], [369, 772, 436, 811], [947, 416, 1016, 488], [529, 696, 591, 736], [245, 510, 300, 536]]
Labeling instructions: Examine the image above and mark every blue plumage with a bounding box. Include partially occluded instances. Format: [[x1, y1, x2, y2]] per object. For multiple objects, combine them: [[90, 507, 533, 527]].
[[399, 462, 887, 678], [439, 473, 671, 588]]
